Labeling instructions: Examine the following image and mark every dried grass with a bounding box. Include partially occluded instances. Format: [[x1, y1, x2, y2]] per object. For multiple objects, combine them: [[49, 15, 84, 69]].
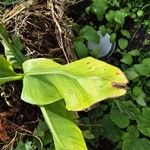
[[1, 0, 78, 62]]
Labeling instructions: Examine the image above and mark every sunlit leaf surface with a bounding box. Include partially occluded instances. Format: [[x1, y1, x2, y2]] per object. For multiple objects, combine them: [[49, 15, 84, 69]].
[[22, 57, 128, 111], [40, 101, 87, 150]]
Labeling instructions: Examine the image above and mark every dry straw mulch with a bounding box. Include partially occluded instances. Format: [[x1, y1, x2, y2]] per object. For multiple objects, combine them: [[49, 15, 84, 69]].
[[1, 0, 80, 63]]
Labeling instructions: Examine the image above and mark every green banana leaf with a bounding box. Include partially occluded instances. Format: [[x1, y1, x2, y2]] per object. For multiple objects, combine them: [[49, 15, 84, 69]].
[[0, 25, 28, 68], [0, 55, 23, 85], [22, 57, 128, 111], [40, 101, 87, 150]]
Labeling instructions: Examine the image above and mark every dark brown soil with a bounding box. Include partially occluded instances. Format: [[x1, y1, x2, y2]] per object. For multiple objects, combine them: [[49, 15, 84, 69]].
[[4, 2, 62, 59], [0, 81, 40, 149]]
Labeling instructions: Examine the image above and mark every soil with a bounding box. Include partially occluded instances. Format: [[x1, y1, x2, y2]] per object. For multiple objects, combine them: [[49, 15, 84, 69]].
[[0, 81, 40, 149]]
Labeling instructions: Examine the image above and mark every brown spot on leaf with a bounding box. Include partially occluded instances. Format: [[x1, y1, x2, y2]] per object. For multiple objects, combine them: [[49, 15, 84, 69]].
[[86, 62, 91, 64], [112, 82, 127, 89]]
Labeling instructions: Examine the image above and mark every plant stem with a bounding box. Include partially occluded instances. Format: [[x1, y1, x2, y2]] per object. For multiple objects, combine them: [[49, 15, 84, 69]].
[[1, 74, 24, 83]]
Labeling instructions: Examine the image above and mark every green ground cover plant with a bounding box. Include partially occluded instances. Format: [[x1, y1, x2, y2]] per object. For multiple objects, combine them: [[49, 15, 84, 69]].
[[74, 0, 150, 59], [72, 0, 150, 149]]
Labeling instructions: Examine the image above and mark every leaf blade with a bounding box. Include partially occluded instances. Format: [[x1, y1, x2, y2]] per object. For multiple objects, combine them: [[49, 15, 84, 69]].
[[0, 25, 28, 68], [22, 57, 128, 111], [40, 101, 87, 150], [0, 55, 23, 85]]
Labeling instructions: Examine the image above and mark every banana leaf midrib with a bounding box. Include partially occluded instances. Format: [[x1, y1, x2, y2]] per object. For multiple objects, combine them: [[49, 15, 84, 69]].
[[24, 70, 111, 82]]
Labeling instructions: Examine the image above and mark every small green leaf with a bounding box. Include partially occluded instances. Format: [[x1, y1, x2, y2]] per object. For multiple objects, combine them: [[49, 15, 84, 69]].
[[134, 58, 150, 76], [122, 126, 139, 150], [100, 115, 123, 142], [110, 33, 116, 43], [121, 30, 131, 39], [74, 41, 88, 58], [136, 91, 146, 106], [137, 107, 150, 137], [15, 141, 26, 150], [79, 25, 99, 43], [132, 86, 142, 97], [122, 126, 150, 150], [25, 141, 36, 150], [88, 0, 108, 20], [90, 48, 100, 58], [121, 101, 140, 120], [128, 49, 140, 56], [137, 10, 144, 17], [110, 101, 140, 127], [110, 102, 129, 128], [131, 13, 137, 19], [33, 120, 52, 147], [34, 120, 53, 146], [99, 25, 107, 36], [15, 141, 37, 150], [114, 10, 126, 25], [105, 10, 115, 23], [121, 54, 133, 65], [125, 68, 140, 80], [83, 130, 95, 139], [118, 38, 128, 50]]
